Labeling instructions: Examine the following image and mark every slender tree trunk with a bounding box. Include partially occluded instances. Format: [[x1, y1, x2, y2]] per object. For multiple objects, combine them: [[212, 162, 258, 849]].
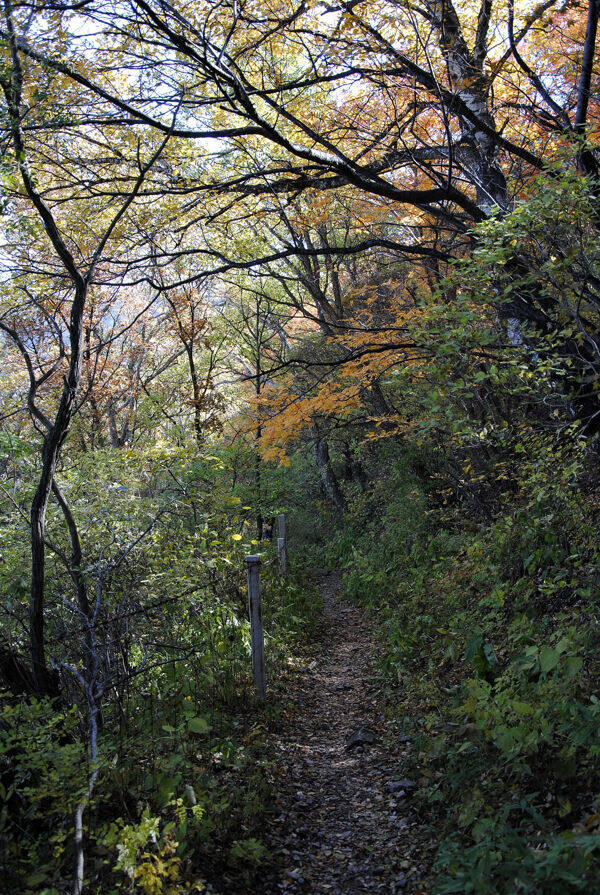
[[343, 443, 368, 491], [84, 322, 105, 449], [185, 342, 204, 447], [255, 426, 263, 540], [255, 314, 263, 540], [52, 480, 105, 727], [312, 425, 346, 512], [52, 481, 89, 618], [364, 380, 391, 417], [30, 485, 51, 693], [30, 283, 87, 694], [575, 0, 600, 176]]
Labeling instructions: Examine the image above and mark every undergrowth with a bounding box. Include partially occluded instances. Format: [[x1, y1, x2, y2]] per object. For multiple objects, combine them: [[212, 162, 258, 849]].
[[327, 441, 600, 894], [0, 454, 322, 895]]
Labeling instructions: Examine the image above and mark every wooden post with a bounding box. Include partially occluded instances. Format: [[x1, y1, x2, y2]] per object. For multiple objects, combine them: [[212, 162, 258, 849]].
[[277, 513, 287, 544], [277, 513, 289, 575], [277, 537, 288, 576], [245, 555, 266, 701]]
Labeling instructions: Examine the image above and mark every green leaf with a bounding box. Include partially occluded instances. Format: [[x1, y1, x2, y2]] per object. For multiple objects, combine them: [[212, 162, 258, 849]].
[[540, 645, 561, 674], [565, 656, 583, 678], [187, 716, 211, 735]]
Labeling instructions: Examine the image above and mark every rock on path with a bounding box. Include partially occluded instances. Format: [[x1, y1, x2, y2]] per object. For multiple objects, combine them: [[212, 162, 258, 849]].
[[261, 573, 425, 895]]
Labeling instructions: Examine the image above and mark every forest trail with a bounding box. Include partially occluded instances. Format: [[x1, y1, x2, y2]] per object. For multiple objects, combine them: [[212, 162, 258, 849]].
[[261, 573, 426, 895]]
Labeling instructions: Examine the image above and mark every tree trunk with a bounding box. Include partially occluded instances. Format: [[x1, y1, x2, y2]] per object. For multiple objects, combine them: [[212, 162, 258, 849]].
[[575, 0, 600, 177], [312, 426, 346, 512], [255, 427, 263, 540], [30, 282, 87, 694], [185, 342, 204, 447], [343, 443, 368, 491], [52, 481, 89, 619], [427, 0, 508, 214]]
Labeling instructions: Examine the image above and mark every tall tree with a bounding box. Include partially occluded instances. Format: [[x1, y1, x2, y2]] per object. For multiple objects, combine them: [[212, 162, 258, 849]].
[[0, 3, 171, 692]]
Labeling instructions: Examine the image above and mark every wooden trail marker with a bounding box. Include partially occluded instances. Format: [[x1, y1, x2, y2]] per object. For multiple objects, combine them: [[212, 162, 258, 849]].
[[277, 513, 287, 541], [277, 514, 289, 575], [277, 537, 288, 575], [245, 555, 266, 701]]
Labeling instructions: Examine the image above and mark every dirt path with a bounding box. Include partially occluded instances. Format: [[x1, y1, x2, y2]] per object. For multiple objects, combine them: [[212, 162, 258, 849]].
[[262, 573, 426, 895]]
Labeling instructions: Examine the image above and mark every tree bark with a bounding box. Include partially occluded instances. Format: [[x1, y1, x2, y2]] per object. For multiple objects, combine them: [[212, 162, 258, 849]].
[[575, 0, 600, 176], [30, 283, 87, 694], [425, 0, 508, 214], [312, 425, 346, 512]]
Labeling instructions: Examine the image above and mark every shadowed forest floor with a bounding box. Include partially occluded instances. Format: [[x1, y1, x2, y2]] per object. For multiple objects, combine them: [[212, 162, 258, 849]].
[[260, 573, 429, 895]]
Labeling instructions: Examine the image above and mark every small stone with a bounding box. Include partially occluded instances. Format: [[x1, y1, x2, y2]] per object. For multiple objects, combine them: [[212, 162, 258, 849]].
[[394, 873, 407, 892], [387, 782, 406, 793], [345, 724, 377, 750]]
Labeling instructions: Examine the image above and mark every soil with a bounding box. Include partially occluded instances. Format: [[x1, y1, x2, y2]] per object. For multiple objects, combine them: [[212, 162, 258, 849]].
[[260, 572, 428, 895]]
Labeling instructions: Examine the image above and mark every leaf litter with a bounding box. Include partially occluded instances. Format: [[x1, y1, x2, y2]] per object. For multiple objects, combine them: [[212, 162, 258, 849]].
[[259, 573, 431, 895]]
